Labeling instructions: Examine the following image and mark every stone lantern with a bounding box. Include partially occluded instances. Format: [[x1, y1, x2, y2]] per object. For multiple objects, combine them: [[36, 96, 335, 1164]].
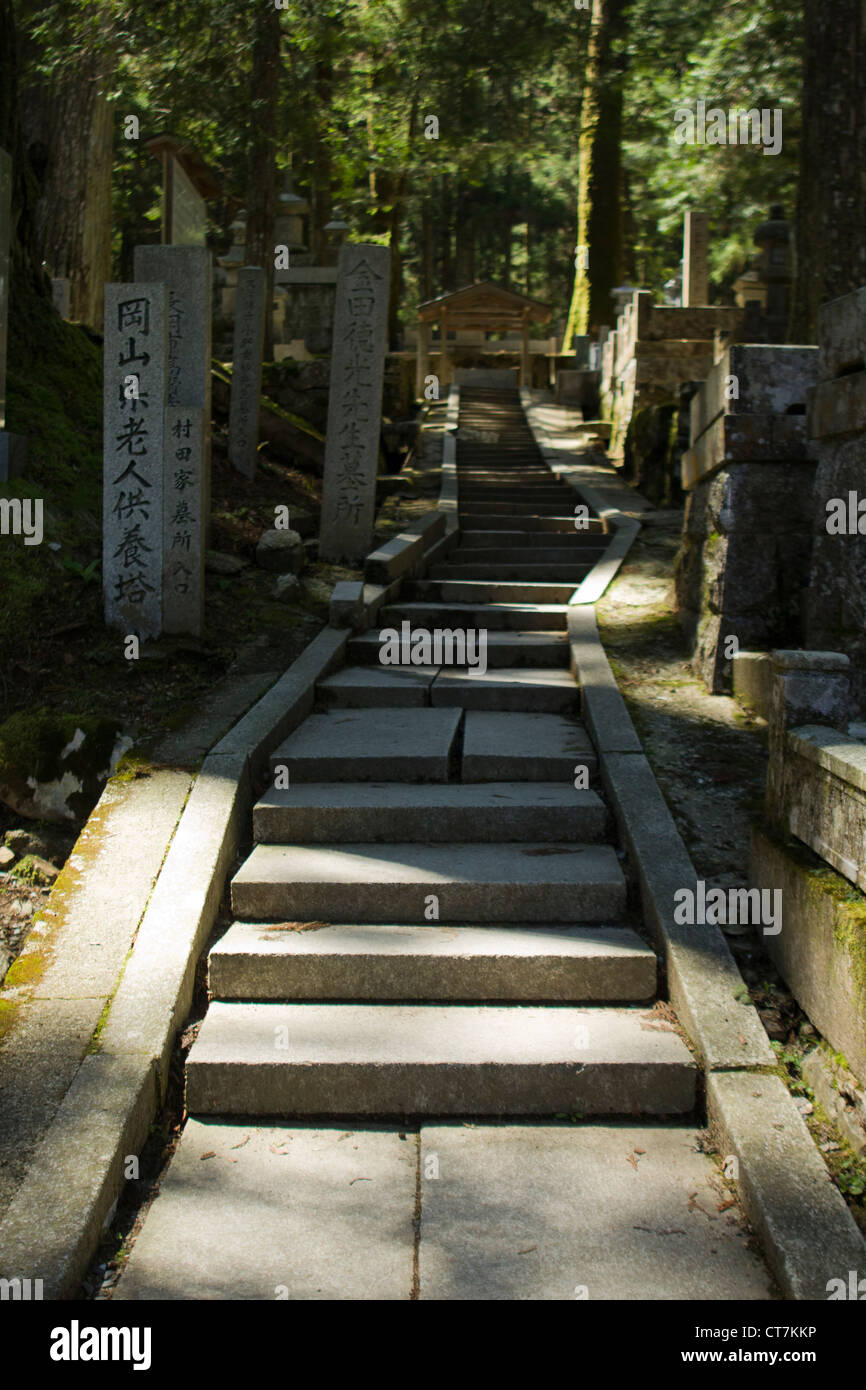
[[752, 205, 791, 342]]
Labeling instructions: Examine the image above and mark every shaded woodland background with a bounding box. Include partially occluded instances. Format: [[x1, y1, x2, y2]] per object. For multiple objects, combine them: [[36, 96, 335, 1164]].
[[3, 0, 863, 351]]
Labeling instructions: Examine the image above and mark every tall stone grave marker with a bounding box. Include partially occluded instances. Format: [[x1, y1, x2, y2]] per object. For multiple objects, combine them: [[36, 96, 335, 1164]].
[[164, 407, 205, 636], [103, 284, 169, 640], [319, 243, 391, 564], [229, 265, 266, 478], [134, 244, 212, 607], [682, 211, 709, 307]]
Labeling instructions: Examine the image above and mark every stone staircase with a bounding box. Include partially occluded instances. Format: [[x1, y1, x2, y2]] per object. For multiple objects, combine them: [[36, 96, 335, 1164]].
[[185, 387, 696, 1120]]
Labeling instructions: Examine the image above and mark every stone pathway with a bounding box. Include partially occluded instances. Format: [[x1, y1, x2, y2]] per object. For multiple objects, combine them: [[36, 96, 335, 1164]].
[[111, 387, 774, 1300]]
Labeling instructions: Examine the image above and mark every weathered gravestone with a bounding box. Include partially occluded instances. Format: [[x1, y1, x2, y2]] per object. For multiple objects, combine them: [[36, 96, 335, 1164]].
[[134, 243, 212, 594], [682, 211, 709, 308], [319, 243, 391, 564], [103, 284, 168, 640], [51, 277, 71, 319], [163, 407, 205, 636], [228, 266, 266, 478]]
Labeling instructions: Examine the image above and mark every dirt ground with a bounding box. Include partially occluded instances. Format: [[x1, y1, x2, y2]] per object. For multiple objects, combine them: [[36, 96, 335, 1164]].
[[596, 505, 866, 1230]]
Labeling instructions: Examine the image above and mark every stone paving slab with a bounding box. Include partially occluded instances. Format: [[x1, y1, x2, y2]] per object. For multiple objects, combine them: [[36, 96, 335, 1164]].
[[462, 710, 596, 779], [253, 781, 606, 843], [231, 841, 625, 922], [209, 922, 656, 1002], [269, 707, 463, 782], [418, 1124, 774, 1301], [316, 664, 440, 707], [431, 667, 579, 713], [185, 1003, 696, 1116], [112, 1121, 415, 1300]]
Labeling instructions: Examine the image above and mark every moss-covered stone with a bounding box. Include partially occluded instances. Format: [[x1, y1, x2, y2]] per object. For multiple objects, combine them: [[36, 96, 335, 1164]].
[[0, 708, 127, 824]]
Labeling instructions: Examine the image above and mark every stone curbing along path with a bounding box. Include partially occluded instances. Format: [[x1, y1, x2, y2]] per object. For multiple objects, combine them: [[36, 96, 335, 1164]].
[[108, 386, 782, 1300]]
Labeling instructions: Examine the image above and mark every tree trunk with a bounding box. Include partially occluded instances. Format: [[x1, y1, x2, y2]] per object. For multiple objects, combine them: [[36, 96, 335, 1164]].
[[788, 0, 866, 341], [17, 7, 115, 329], [245, 0, 281, 359], [440, 177, 453, 291], [1, 0, 54, 357], [421, 188, 434, 300], [309, 54, 334, 265], [564, 0, 629, 343]]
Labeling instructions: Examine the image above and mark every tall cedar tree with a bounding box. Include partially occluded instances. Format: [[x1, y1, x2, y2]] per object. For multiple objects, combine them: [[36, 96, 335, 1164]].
[[244, 0, 281, 360], [788, 0, 866, 340], [565, 0, 630, 341]]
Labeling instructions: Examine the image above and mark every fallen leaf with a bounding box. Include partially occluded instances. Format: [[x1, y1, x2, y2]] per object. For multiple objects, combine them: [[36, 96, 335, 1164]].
[[200, 1151, 216, 1161]]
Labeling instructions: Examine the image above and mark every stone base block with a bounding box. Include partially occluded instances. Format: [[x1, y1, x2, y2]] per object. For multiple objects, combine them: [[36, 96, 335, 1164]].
[[750, 820, 866, 1082]]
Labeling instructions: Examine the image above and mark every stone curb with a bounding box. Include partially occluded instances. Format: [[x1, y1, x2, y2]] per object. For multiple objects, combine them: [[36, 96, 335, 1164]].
[[570, 601, 866, 1298], [439, 385, 460, 531], [0, 626, 349, 1298], [519, 388, 641, 603], [707, 1072, 866, 1300]]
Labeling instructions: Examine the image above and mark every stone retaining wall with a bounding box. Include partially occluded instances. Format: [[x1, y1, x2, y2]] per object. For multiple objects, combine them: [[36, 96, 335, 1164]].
[[674, 345, 818, 691], [805, 286, 866, 717]]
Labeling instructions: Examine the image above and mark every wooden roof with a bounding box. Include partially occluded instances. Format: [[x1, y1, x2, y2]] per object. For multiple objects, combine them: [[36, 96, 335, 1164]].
[[145, 135, 223, 200], [418, 281, 551, 329]]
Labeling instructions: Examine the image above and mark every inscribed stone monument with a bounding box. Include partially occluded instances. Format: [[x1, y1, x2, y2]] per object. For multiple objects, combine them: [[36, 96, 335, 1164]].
[[228, 266, 266, 478], [682, 212, 709, 307], [319, 243, 391, 564], [163, 407, 205, 636], [103, 284, 168, 640]]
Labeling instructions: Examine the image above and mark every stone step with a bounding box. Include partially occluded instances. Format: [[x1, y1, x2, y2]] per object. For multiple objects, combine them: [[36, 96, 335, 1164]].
[[316, 665, 440, 708], [458, 487, 573, 500], [459, 530, 603, 550], [347, 631, 569, 669], [209, 923, 656, 1002], [404, 579, 578, 604], [463, 710, 595, 780], [430, 668, 579, 712], [453, 514, 603, 534], [458, 502, 581, 516], [449, 547, 605, 566], [185, 1002, 695, 1116], [253, 781, 606, 844], [380, 602, 568, 631], [269, 707, 462, 783], [230, 841, 625, 923], [430, 563, 593, 582]]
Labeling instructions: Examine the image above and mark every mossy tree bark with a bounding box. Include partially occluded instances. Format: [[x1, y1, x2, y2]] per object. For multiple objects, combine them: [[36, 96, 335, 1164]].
[[17, 3, 115, 332], [0, 0, 59, 364], [788, 0, 866, 341], [564, 0, 630, 344]]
